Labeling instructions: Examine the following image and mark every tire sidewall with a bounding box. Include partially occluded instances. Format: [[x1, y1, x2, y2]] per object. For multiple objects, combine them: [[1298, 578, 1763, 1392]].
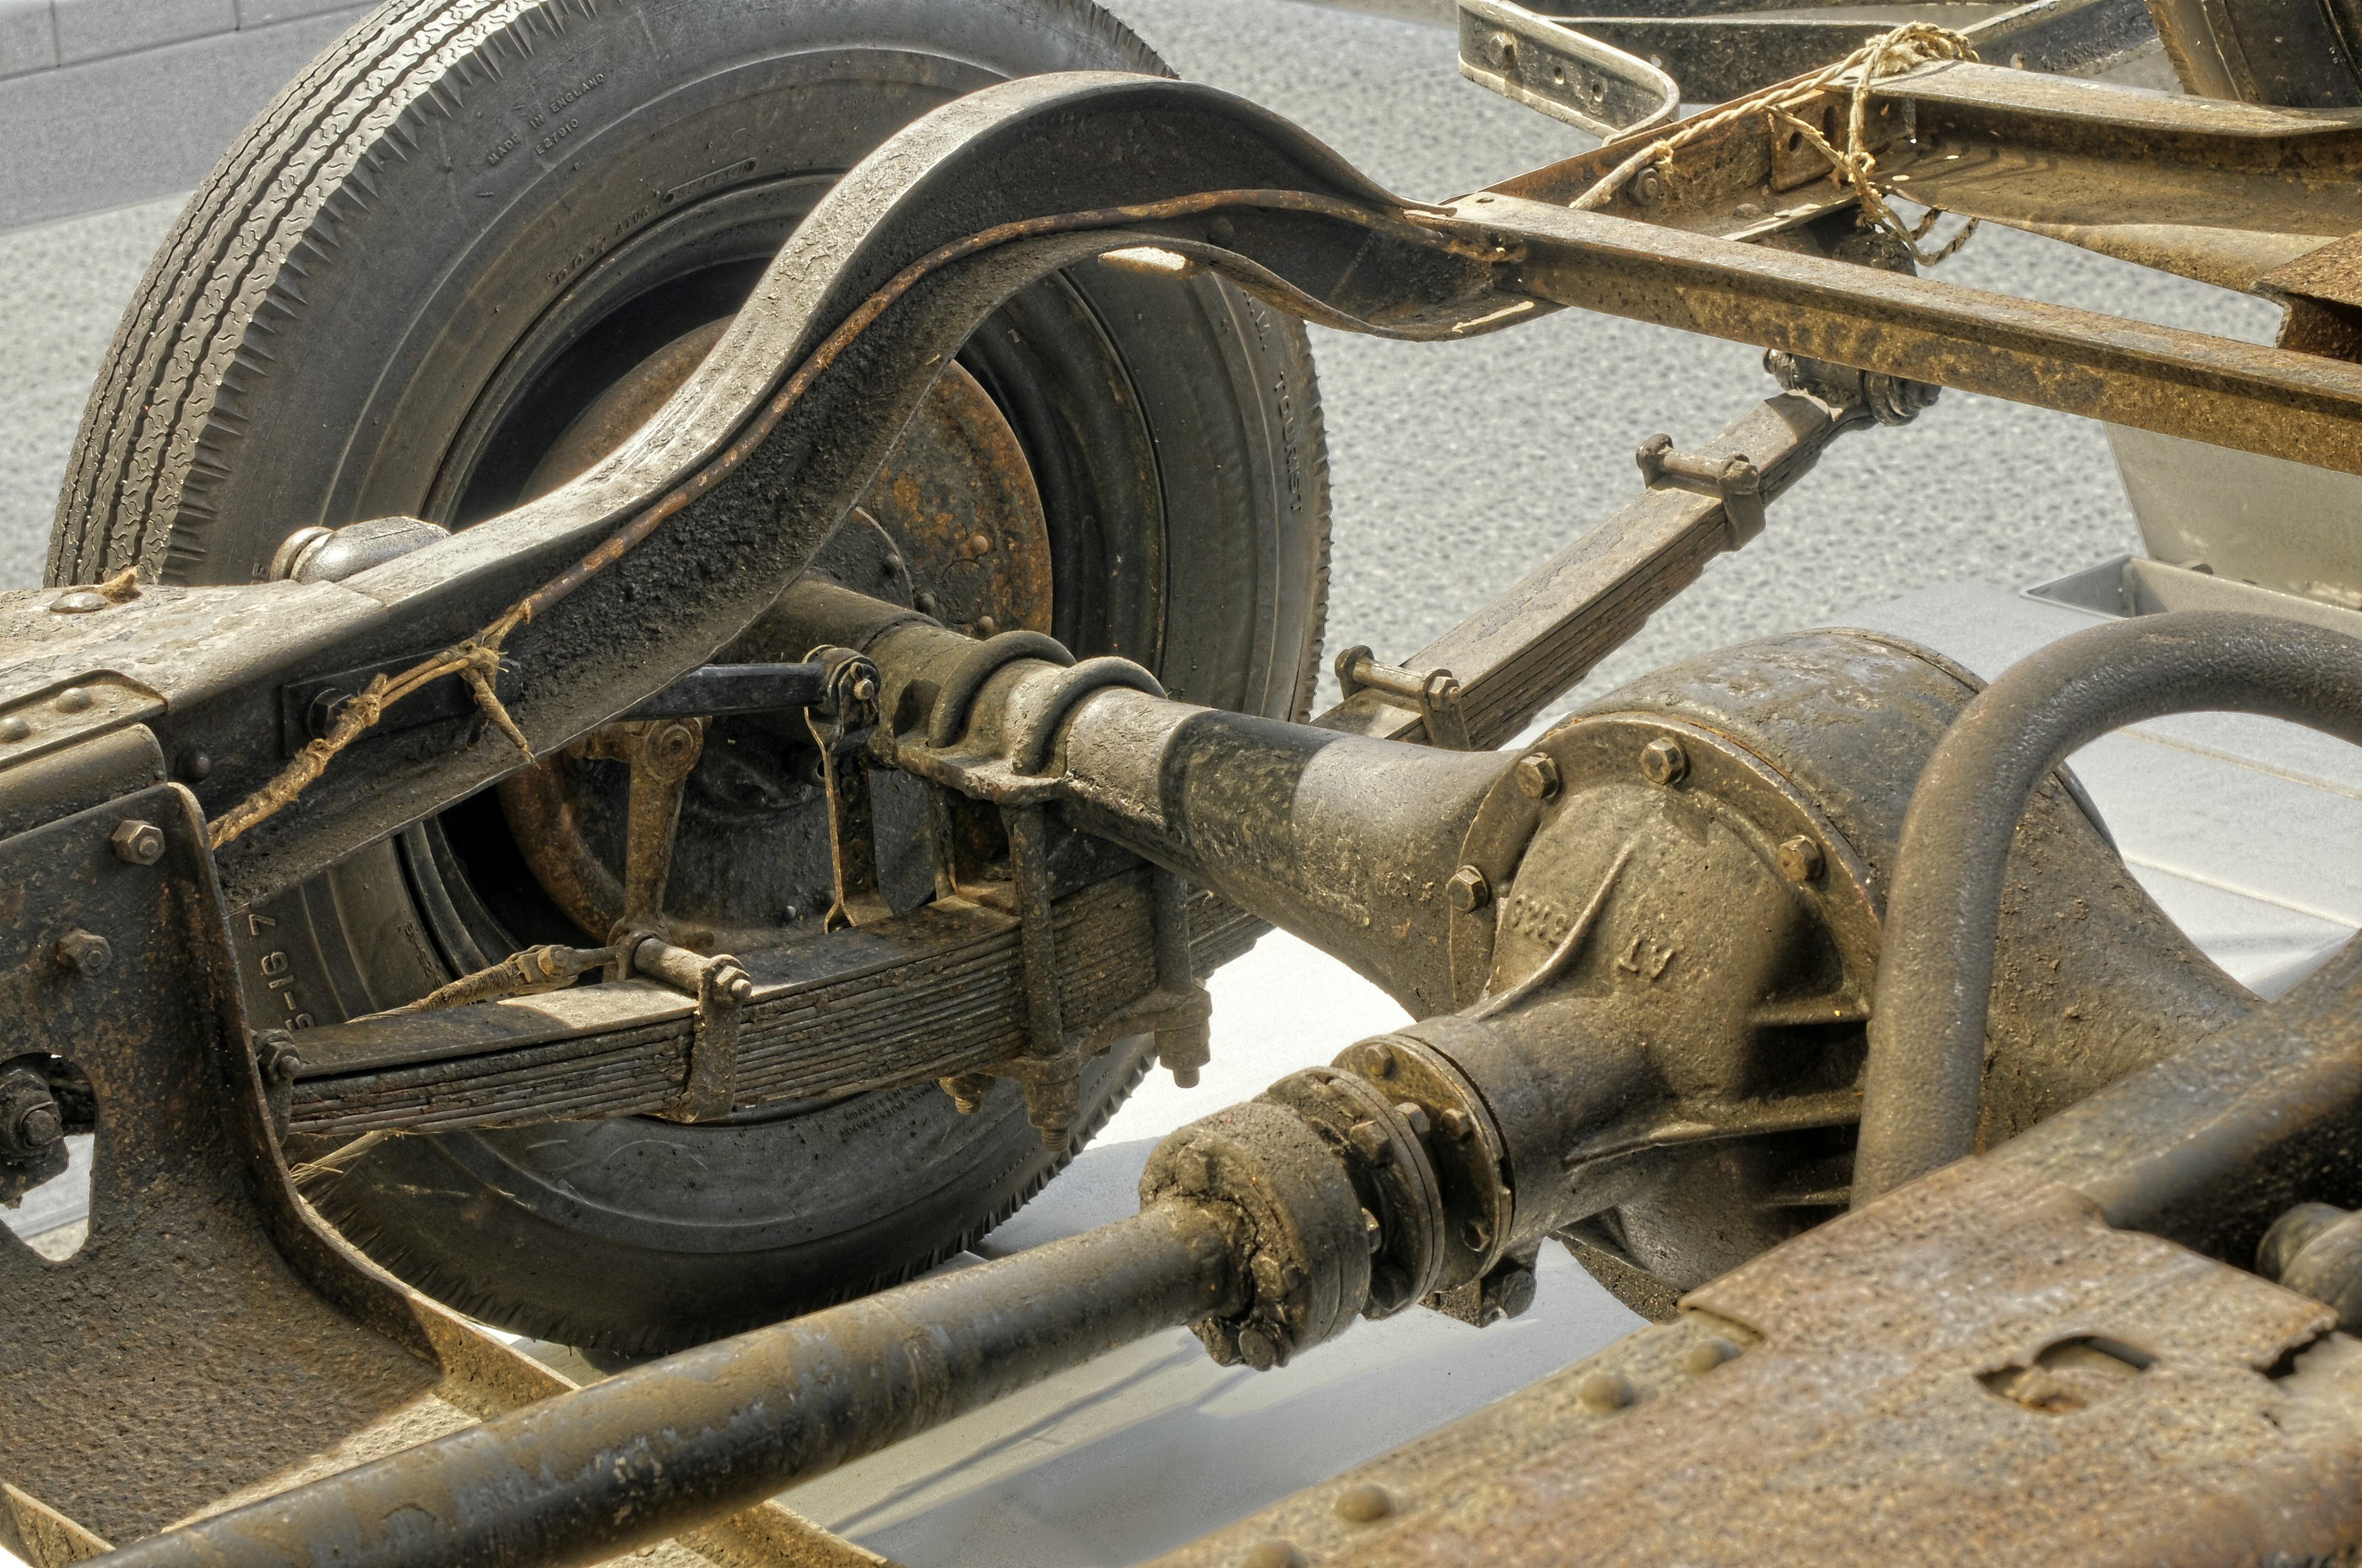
[[68, 0, 1325, 1353]]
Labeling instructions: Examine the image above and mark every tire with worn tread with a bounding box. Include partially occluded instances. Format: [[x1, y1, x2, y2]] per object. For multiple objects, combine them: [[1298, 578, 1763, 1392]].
[[52, 0, 1328, 1354]]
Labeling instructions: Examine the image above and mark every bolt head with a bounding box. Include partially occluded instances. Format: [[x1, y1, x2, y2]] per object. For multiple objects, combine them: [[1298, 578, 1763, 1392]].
[[1776, 834, 1826, 884], [1439, 1105, 1477, 1141], [14, 1103, 61, 1151], [1630, 165, 1666, 205], [1394, 1100, 1431, 1138], [1447, 865, 1492, 913], [1235, 1323, 1286, 1371], [50, 591, 107, 615], [52, 688, 93, 714], [1463, 1216, 1492, 1251], [1579, 1371, 1634, 1413], [1351, 1041, 1397, 1079], [110, 818, 165, 866], [1513, 753, 1561, 799], [1335, 1483, 1397, 1524], [55, 929, 111, 977], [1639, 736, 1688, 786], [1492, 1266, 1538, 1321], [1347, 1120, 1394, 1167], [1681, 1335, 1741, 1375]]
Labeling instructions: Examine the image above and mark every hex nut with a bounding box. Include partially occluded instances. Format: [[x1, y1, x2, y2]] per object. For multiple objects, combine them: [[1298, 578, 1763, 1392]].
[[1447, 865, 1492, 913], [1352, 1041, 1397, 1079], [1347, 1120, 1394, 1166], [1630, 165, 1666, 206], [1777, 835, 1825, 884], [1639, 737, 1688, 786], [1335, 1483, 1397, 1524], [1393, 1101, 1431, 1138], [1438, 1105, 1476, 1141], [110, 818, 165, 866], [1513, 752, 1561, 799], [55, 929, 112, 977]]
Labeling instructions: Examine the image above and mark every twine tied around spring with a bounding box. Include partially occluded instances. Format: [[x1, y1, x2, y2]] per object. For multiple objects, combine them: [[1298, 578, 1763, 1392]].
[[1572, 21, 1981, 267]]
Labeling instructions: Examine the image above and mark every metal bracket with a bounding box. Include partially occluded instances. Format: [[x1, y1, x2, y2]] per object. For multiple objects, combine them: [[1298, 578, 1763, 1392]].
[[1334, 647, 1475, 750], [999, 802, 1084, 1149], [1634, 433, 1768, 546], [806, 648, 889, 932], [607, 932, 751, 1124]]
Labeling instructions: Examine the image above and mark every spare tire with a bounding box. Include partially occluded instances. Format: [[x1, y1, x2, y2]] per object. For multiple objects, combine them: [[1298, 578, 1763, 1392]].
[[51, 0, 1329, 1354]]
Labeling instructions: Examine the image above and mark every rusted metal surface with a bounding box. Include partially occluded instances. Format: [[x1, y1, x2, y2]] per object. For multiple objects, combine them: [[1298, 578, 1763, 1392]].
[[279, 876, 1262, 1136], [92, 1202, 1245, 1568], [1856, 612, 2362, 1205], [0, 785, 442, 1544], [1154, 1160, 2360, 1566]]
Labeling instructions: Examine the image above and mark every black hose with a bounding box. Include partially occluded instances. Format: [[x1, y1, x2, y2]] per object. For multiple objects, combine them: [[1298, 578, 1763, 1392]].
[[90, 1202, 1242, 1568], [1852, 611, 2362, 1207]]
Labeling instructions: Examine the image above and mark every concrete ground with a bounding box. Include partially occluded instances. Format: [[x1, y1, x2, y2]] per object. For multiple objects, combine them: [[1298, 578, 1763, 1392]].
[[0, 3, 2343, 1565]]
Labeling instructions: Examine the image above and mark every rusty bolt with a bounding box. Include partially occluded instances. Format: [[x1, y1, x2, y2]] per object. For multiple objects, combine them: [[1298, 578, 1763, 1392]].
[[1335, 1483, 1396, 1524], [1629, 165, 1666, 206], [1681, 1335, 1742, 1375], [1347, 1120, 1394, 1166], [13, 1100, 61, 1152], [914, 591, 940, 617], [1352, 1041, 1397, 1079], [1639, 737, 1688, 786], [1394, 1101, 1431, 1138], [1488, 27, 1517, 66], [55, 929, 111, 977], [1439, 1105, 1476, 1141], [110, 818, 165, 866], [1579, 1371, 1635, 1412], [1493, 1265, 1538, 1320], [1777, 835, 1825, 884], [1447, 865, 1492, 913], [1513, 753, 1561, 799], [1250, 1251, 1303, 1301], [177, 748, 212, 781], [1235, 1323, 1287, 1371]]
